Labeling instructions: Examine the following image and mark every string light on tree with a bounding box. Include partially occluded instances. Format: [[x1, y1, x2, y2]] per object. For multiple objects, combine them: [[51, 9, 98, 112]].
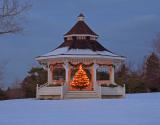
[[71, 64, 90, 90]]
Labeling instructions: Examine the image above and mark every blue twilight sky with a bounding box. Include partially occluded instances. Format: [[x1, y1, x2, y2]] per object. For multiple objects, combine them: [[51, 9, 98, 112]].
[[0, 0, 160, 86]]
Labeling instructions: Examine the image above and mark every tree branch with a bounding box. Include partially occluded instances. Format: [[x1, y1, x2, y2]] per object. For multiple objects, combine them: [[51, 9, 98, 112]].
[[0, 0, 31, 35]]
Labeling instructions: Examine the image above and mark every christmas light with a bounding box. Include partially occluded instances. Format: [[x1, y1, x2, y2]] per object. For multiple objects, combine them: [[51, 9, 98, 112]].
[[71, 64, 90, 90]]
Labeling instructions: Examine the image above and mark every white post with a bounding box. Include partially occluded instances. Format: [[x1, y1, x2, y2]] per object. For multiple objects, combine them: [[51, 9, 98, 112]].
[[93, 63, 97, 91], [123, 84, 126, 97], [64, 62, 69, 86], [110, 65, 115, 84], [36, 84, 39, 99], [60, 86, 63, 99], [47, 63, 52, 84], [63, 61, 69, 93], [93, 63, 101, 98]]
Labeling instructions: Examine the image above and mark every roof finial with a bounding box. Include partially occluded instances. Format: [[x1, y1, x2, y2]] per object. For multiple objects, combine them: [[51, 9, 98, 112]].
[[78, 13, 85, 21]]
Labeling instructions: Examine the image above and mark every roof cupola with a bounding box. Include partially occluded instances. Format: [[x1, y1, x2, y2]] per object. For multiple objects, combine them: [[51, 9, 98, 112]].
[[64, 13, 98, 40], [77, 13, 85, 21]]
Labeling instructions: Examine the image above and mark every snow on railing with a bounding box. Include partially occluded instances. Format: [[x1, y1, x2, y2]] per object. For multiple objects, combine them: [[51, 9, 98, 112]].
[[39, 82, 49, 88]]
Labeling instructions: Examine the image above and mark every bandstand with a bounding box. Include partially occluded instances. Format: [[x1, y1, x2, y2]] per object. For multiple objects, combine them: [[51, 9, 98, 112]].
[[36, 14, 125, 99]]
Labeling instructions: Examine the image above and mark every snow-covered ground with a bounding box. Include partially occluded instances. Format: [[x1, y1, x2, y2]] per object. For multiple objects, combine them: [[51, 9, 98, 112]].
[[0, 93, 160, 125]]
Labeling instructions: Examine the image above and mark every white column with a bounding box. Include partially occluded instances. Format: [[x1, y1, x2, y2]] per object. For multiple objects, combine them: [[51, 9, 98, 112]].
[[93, 63, 98, 90], [47, 63, 52, 84], [36, 84, 39, 99], [110, 65, 115, 84], [64, 62, 69, 86]]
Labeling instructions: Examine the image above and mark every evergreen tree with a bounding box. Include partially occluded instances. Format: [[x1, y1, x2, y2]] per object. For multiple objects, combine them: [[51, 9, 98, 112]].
[[21, 67, 47, 98], [0, 88, 7, 100], [116, 63, 147, 93], [144, 52, 160, 92], [116, 63, 129, 86], [71, 65, 90, 90]]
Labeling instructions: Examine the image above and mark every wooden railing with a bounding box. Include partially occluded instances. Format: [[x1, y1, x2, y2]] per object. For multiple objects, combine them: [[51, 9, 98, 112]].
[[36, 83, 64, 99], [101, 84, 125, 96]]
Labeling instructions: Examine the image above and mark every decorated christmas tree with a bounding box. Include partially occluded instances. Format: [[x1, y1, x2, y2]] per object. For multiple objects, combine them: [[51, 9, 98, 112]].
[[71, 64, 90, 90]]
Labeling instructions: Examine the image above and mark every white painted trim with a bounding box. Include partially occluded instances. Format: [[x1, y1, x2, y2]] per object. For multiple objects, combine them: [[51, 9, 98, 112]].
[[78, 16, 85, 21], [64, 34, 98, 38], [36, 55, 125, 61]]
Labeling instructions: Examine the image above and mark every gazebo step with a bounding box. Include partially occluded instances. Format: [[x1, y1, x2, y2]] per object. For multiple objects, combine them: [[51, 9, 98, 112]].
[[64, 91, 99, 99], [65, 91, 97, 93]]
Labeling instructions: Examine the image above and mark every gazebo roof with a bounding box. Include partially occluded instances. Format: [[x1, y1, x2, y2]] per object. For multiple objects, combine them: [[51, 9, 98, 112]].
[[57, 40, 108, 51], [38, 47, 123, 59], [64, 13, 98, 37], [36, 14, 125, 61]]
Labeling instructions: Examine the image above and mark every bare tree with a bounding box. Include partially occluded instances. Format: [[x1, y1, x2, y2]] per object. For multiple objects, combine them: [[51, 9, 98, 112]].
[[0, 0, 31, 35], [154, 34, 160, 55]]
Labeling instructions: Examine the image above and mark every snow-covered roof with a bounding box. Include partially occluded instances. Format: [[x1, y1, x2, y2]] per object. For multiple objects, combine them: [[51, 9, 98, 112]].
[[36, 47, 124, 60]]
